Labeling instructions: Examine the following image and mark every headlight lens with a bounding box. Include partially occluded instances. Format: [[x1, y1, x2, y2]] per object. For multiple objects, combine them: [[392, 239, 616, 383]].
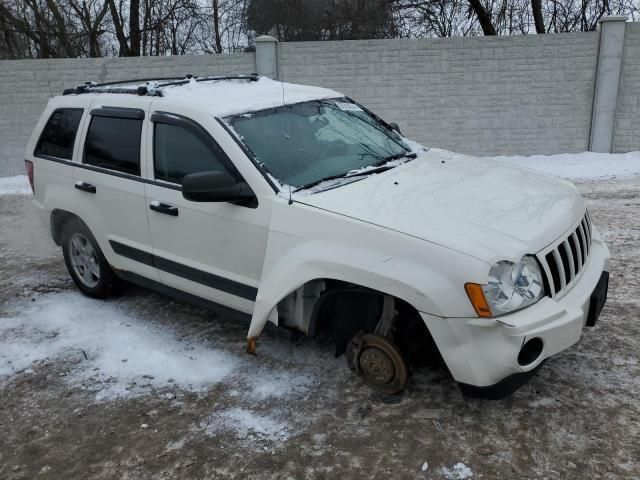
[[482, 256, 545, 316]]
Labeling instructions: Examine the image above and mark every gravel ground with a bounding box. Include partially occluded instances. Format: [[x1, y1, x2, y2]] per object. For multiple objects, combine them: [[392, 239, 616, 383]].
[[0, 177, 638, 480]]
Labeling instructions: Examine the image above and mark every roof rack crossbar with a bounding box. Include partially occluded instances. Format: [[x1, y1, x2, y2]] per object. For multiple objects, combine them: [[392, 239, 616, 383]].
[[89, 76, 188, 88], [62, 73, 260, 96]]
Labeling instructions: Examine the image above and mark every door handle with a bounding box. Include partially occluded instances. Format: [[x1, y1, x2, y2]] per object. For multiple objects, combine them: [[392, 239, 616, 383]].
[[75, 181, 96, 194], [149, 201, 179, 217]]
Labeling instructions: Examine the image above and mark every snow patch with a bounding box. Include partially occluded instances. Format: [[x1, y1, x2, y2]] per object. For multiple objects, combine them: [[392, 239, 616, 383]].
[[0, 292, 237, 400], [165, 437, 186, 451], [247, 370, 315, 400], [0, 175, 31, 195], [441, 463, 473, 480], [201, 407, 291, 443], [528, 397, 558, 408], [489, 151, 640, 180]]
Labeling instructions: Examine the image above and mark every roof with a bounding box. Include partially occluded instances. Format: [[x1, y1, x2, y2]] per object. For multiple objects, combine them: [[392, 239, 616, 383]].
[[161, 77, 342, 116], [60, 76, 343, 117]]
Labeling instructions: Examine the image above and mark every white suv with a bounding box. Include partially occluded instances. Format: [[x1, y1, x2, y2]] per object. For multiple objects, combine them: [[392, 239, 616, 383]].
[[25, 75, 610, 398]]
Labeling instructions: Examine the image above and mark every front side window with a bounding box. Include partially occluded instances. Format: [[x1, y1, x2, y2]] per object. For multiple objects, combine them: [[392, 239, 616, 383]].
[[153, 122, 228, 184], [35, 108, 83, 160], [225, 98, 410, 189], [84, 116, 142, 175]]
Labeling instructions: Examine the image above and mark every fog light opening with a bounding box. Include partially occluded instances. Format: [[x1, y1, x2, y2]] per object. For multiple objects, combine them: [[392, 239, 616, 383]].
[[518, 338, 544, 366]]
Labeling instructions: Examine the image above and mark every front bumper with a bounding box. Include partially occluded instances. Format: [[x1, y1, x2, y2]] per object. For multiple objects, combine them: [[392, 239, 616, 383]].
[[420, 230, 610, 393]]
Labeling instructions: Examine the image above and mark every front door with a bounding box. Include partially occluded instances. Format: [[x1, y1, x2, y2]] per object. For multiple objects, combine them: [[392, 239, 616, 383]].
[[143, 110, 270, 315]]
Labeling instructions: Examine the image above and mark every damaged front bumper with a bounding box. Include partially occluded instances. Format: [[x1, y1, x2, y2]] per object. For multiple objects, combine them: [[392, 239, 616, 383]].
[[420, 233, 610, 399]]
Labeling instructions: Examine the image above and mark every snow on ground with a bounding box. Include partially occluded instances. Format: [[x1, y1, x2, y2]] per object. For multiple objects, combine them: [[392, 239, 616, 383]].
[[246, 369, 316, 400], [0, 292, 238, 401], [199, 407, 291, 444], [441, 462, 474, 479], [0, 290, 321, 448], [489, 151, 640, 180], [0, 175, 31, 195]]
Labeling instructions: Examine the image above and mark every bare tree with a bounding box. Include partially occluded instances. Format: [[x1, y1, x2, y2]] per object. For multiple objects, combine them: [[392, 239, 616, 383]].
[[1, 0, 639, 59]]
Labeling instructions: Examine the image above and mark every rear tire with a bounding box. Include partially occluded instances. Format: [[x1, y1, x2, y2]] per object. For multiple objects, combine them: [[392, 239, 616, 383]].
[[61, 218, 117, 299]]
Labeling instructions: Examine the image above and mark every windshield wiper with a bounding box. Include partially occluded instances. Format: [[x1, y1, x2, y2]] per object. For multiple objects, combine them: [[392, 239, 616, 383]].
[[292, 172, 362, 193], [292, 152, 418, 193], [373, 151, 417, 166]]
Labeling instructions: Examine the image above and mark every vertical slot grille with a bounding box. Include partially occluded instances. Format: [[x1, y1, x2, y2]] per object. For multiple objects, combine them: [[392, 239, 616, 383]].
[[545, 251, 561, 295], [559, 242, 573, 282], [576, 225, 587, 265], [538, 212, 592, 298], [567, 235, 579, 274]]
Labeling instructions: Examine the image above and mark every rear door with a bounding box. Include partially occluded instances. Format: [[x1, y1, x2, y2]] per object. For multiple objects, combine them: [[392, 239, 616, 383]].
[[71, 97, 159, 281]]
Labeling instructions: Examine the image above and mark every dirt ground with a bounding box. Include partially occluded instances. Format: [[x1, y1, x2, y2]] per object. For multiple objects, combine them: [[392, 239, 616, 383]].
[[0, 177, 638, 480]]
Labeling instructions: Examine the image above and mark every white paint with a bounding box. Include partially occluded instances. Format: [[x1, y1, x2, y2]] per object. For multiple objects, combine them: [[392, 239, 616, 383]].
[[0, 175, 31, 195], [297, 147, 586, 260]]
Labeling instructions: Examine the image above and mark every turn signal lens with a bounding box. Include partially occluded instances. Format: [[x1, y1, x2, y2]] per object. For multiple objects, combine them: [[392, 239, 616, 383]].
[[465, 283, 492, 318]]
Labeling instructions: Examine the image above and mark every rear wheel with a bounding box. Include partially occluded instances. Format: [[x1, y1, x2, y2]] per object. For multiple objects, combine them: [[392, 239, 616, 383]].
[[61, 218, 117, 298]]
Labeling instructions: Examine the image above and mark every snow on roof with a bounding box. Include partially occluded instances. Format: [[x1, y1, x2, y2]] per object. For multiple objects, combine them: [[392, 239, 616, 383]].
[[159, 76, 343, 117]]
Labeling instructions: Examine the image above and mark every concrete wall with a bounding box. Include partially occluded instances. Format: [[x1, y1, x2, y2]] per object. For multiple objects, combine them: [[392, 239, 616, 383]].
[[0, 53, 255, 176], [279, 33, 600, 157], [614, 23, 640, 152], [0, 22, 639, 177]]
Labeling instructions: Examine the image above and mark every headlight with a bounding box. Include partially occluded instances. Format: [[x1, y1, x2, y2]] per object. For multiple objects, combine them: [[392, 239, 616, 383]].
[[466, 256, 545, 317]]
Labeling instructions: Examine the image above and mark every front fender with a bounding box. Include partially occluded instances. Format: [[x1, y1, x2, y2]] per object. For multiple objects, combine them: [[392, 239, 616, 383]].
[[248, 200, 489, 338]]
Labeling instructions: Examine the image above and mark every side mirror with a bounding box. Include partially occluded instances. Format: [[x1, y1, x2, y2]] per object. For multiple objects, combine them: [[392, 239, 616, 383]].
[[388, 122, 402, 135], [182, 171, 257, 207]]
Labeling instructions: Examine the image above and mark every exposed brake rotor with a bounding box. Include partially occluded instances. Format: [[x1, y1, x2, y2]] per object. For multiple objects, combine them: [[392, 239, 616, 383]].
[[347, 333, 408, 394]]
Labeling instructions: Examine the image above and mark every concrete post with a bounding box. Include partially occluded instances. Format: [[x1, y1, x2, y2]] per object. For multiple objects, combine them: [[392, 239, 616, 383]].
[[590, 15, 628, 153], [254, 35, 279, 80]]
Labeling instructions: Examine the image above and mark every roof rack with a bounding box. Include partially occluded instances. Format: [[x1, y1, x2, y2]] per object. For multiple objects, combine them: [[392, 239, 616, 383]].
[[62, 73, 260, 97]]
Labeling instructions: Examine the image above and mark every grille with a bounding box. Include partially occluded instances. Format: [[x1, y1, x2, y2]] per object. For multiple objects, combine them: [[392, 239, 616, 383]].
[[537, 211, 592, 298]]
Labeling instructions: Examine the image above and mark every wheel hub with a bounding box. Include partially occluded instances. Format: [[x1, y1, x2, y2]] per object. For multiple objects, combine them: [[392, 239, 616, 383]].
[[349, 333, 408, 394], [69, 233, 100, 288], [360, 347, 395, 384]]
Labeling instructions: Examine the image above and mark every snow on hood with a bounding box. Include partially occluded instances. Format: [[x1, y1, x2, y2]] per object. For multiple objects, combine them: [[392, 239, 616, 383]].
[[160, 77, 342, 117], [296, 148, 586, 262]]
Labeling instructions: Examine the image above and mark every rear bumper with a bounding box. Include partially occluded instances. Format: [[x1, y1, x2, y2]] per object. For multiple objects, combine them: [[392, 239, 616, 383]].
[[420, 230, 610, 391]]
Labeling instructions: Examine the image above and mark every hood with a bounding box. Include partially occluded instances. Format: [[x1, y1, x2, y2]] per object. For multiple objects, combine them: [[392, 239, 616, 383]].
[[295, 148, 585, 262]]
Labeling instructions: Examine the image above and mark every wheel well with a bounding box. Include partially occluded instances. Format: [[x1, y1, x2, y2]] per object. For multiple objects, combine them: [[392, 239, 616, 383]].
[[300, 280, 440, 366], [50, 209, 83, 246]]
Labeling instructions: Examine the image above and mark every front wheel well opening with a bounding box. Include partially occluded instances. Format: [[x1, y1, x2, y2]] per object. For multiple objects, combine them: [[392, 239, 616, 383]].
[[307, 283, 446, 370]]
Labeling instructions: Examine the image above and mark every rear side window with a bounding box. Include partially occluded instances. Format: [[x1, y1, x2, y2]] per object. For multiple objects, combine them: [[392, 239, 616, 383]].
[[35, 108, 83, 160], [154, 122, 228, 184], [84, 116, 142, 175]]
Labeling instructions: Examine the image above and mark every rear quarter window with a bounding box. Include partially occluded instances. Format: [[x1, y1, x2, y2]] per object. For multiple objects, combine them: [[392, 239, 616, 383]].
[[34, 108, 84, 160], [84, 116, 143, 176]]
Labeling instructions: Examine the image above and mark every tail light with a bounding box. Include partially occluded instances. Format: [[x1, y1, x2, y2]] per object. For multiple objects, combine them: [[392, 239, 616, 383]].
[[24, 160, 34, 193]]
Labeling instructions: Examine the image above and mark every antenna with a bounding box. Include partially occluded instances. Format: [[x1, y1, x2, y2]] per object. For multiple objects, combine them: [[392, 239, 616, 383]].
[[280, 74, 293, 205]]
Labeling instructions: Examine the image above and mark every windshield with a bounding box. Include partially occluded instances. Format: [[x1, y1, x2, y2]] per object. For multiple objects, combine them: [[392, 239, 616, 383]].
[[225, 98, 411, 190]]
